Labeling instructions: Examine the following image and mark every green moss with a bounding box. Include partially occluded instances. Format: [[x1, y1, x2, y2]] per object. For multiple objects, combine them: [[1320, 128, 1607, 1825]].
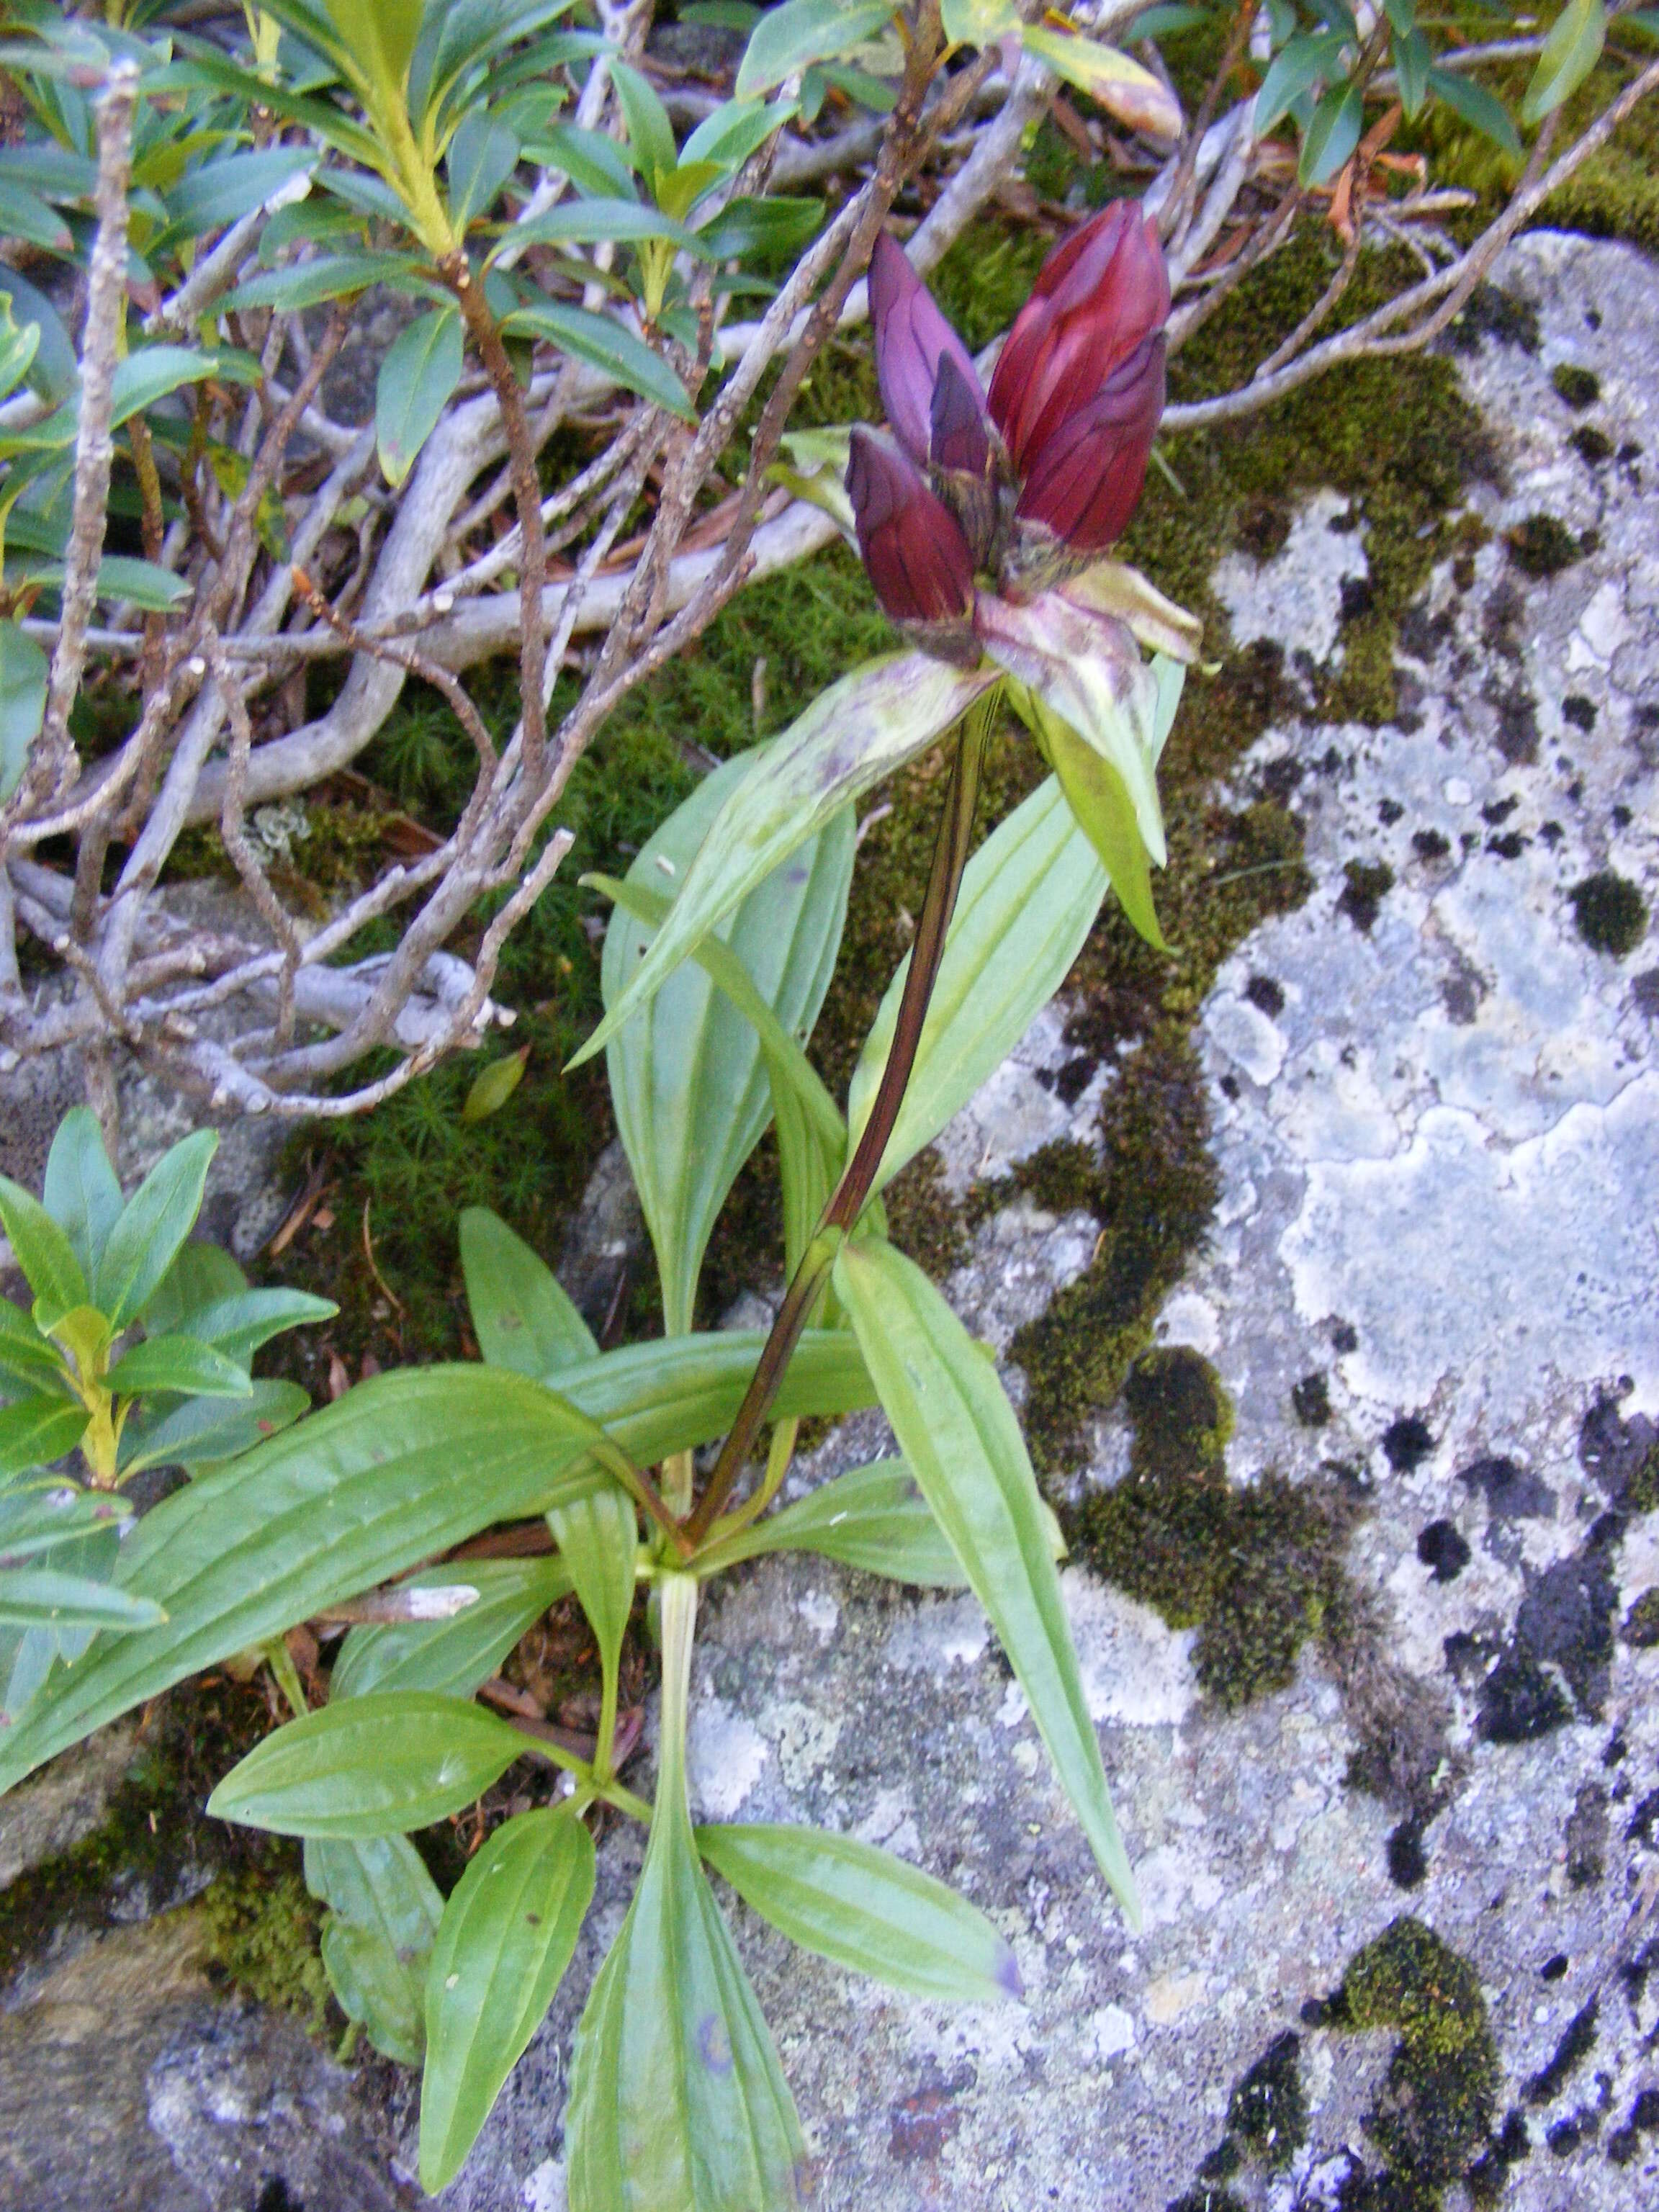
[[1570, 870, 1648, 958], [1624, 1437, 1659, 1513], [1330, 1917, 1499, 2194], [1072, 1346, 1359, 1705], [1340, 859, 1395, 935], [1624, 1588, 1659, 1647], [1504, 513, 1586, 580], [1228, 2030, 1308, 2171], [198, 1864, 331, 2029], [1550, 363, 1601, 410]]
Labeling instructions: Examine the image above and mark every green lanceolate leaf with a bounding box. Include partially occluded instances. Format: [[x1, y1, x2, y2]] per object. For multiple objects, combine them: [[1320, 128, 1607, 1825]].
[[1020, 26, 1182, 138], [331, 1557, 572, 1701], [143, 1240, 248, 1336], [1521, 0, 1605, 125], [1298, 79, 1363, 187], [0, 1481, 127, 1562], [833, 1240, 1138, 1925], [376, 305, 464, 488], [1254, 27, 1348, 132], [0, 1337, 873, 1794], [209, 1691, 532, 1838], [0, 1176, 89, 1331], [117, 1378, 310, 1478], [595, 749, 853, 1332], [0, 620, 47, 805], [1426, 63, 1521, 156], [107, 1335, 252, 1401], [0, 1567, 163, 1632], [499, 299, 696, 420], [572, 654, 997, 1072], [609, 58, 678, 188], [848, 774, 1112, 1195], [547, 1487, 636, 1701], [702, 1458, 968, 1586], [459, 1208, 597, 1377], [461, 1047, 529, 1123], [420, 1807, 596, 2190], [94, 1129, 217, 1330], [698, 1823, 1020, 2005], [1393, 23, 1431, 118], [307, 1833, 445, 2065], [565, 1576, 805, 2212], [447, 110, 521, 229], [0, 1299, 65, 1398], [0, 1395, 88, 1480], [153, 1287, 337, 1367], [1034, 707, 1164, 948], [40, 1112, 122, 1287], [734, 0, 894, 96], [227, 251, 429, 313]]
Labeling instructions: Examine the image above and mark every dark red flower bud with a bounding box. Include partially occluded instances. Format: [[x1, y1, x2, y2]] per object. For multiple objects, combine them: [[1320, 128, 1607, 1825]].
[[929, 351, 992, 478], [846, 427, 974, 626], [868, 230, 988, 471], [986, 202, 1169, 480], [1015, 334, 1165, 556]]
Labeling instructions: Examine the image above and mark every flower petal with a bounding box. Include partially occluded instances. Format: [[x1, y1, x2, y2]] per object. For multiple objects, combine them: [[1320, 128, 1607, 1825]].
[[868, 230, 987, 469], [929, 351, 992, 477], [1015, 336, 1165, 555], [846, 428, 974, 626]]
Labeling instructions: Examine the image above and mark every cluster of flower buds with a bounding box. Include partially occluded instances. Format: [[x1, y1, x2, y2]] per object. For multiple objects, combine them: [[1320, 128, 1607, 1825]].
[[846, 203, 1170, 658]]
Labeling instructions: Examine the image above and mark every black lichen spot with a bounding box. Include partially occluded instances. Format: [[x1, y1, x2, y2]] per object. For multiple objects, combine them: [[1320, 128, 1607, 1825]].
[[1570, 426, 1615, 465], [1540, 1955, 1569, 1982], [1377, 797, 1405, 826], [1466, 2109, 1532, 2206], [1341, 575, 1377, 624], [1527, 1998, 1599, 2104], [1607, 2123, 1640, 2164], [1449, 284, 1542, 356], [1561, 694, 1597, 731], [1388, 1818, 1429, 1889], [1478, 1654, 1573, 1743], [1511, 1521, 1622, 1719], [1227, 2031, 1308, 2170], [1074, 1347, 1359, 1708], [1622, 1588, 1659, 1647], [1333, 1321, 1359, 1355], [1551, 363, 1601, 409], [1244, 973, 1285, 1018], [1625, 1787, 1659, 1851], [1486, 831, 1528, 860], [1383, 1416, 1435, 1473], [1489, 683, 1539, 765], [1545, 2117, 1582, 2156], [1504, 514, 1585, 578], [1328, 1917, 1499, 2191], [1634, 968, 1659, 1020], [1339, 860, 1395, 933], [1412, 828, 1451, 862], [1570, 871, 1648, 958], [1579, 1392, 1659, 1508], [1565, 1782, 1609, 1889], [1417, 1521, 1470, 1583], [1236, 491, 1294, 562], [1482, 796, 1519, 825], [1632, 2088, 1659, 2132], [1293, 1372, 1332, 1428]]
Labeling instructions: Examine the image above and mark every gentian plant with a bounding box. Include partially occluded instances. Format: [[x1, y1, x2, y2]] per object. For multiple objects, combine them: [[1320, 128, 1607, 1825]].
[[0, 212, 1202, 2207]]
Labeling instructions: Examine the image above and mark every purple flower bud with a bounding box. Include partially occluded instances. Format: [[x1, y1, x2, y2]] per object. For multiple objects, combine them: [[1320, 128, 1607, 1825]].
[[929, 351, 992, 478], [845, 427, 974, 628], [1015, 334, 1166, 556], [987, 203, 1169, 482], [868, 230, 988, 471]]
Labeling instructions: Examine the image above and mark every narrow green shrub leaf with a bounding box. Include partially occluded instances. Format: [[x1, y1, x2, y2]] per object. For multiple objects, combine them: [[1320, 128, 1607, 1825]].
[[0, 620, 47, 804], [1393, 23, 1431, 117], [420, 1807, 596, 2190], [1298, 80, 1363, 187], [0, 1482, 127, 1560], [1254, 27, 1348, 132], [117, 1377, 310, 1478], [94, 1129, 217, 1330], [565, 1576, 805, 2212], [208, 1691, 531, 1838], [154, 1287, 337, 1366], [0, 1336, 872, 1793], [109, 346, 223, 429], [848, 774, 1111, 1195], [734, 0, 893, 96], [0, 1567, 163, 1632], [447, 110, 521, 228], [572, 654, 996, 1071], [107, 1334, 251, 1401], [547, 1486, 637, 1691], [1020, 26, 1182, 138], [331, 1557, 572, 1701], [1521, 0, 1604, 124], [833, 1240, 1138, 1925], [500, 300, 696, 419], [610, 58, 678, 187], [698, 1823, 1021, 2004], [1427, 63, 1522, 155], [158, 146, 315, 244], [143, 1241, 249, 1336], [596, 750, 853, 1331], [0, 1395, 87, 1479], [459, 1208, 597, 1377], [0, 1300, 67, 1395], [41, 1109, 122, 1285], [0, 1175, 89, 1328], [376, 305, 464, 488], [506, 197, 693, 251], [307, 1834, 444, 2065], [226, 251, 428, 313]]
